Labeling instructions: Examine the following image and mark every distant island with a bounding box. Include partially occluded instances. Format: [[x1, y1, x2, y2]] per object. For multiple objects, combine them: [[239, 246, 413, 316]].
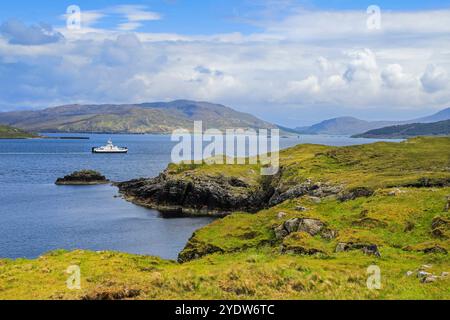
[[0, 100, 279, 134], [0, 125, 39, 139], [295, 107, 450, 136], [354, 119, 450, 139]]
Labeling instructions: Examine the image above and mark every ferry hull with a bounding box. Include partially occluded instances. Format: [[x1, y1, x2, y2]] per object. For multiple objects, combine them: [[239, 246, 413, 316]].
[[92, 148, 128, 154]]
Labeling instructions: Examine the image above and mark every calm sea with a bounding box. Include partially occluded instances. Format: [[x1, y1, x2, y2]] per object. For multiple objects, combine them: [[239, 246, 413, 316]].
[[0, 134, 401, 260]]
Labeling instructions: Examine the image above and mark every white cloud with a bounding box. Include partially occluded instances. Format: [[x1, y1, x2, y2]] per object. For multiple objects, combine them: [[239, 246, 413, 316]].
[[117, 22, 142, 31], [0, 20, 63, 45], [111, 5, 161, 31], [113, 5, 161, 22], [421, 64, 448, 93], [1, 7, 450, 124]]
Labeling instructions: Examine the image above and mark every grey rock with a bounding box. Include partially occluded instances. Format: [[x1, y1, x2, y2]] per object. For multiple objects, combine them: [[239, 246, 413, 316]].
[[284, 218, 301, 233], [274, 225, 288, 240], [298, 219, 325, 236], [335, 242, 381, 258], [273, 218, 337, 241], [417, 271, 431, 279], [421, 275, 438, 283]]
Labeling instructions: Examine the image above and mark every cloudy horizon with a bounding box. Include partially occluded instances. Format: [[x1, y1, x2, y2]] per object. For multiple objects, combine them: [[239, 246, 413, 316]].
[[1, 0, 450, 126]]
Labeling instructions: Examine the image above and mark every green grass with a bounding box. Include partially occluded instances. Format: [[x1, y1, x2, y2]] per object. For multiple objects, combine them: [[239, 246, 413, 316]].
[[1, 137, 449, 300], [0, 125, 38, 139], [1, 247, 448, 300]]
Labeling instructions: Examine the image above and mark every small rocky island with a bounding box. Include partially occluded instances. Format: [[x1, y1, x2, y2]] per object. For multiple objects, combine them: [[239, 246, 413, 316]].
[[55, 170, 110, 185]]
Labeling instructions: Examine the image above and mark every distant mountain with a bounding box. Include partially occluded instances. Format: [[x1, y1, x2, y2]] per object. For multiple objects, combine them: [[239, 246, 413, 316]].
[[413, 107, 450, 123], [0, 100, 277, 134], [295, 117, 396, 135], [296, 107, 450, 136], [0, 125, 38, 139], [354, 120, 450, 139]]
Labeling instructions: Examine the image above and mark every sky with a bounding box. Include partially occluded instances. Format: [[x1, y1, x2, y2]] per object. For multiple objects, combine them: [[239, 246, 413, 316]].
[[1, 1, 450, 126]]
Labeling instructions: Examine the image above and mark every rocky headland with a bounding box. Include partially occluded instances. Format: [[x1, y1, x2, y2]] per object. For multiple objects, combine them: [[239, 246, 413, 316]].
[[116, 168, 343, 217]]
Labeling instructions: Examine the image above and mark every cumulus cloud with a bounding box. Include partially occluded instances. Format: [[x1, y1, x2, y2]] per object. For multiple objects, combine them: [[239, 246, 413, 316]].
[[0, 20, 64, 45], [421, 64, 448, 93], [1, 7, 450, 124]]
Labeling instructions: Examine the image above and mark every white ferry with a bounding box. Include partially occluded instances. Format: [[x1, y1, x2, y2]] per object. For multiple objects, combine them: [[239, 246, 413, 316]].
[[92, 139, 128, 154]]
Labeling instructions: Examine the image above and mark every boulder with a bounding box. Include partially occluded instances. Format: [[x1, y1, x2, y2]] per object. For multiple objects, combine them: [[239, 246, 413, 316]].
[[335, 242, 381, 258], [273, 218, 336, 241], [298, 219, 325, 236]]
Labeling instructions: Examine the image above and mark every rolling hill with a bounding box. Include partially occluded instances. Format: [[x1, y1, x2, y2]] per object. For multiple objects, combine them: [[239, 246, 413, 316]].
[[354, 119, 450, 138], [0, 100, 277, 134], [296, 107, 450, 136], [0, 125, 39, 139], [295, 117, 396, 135]]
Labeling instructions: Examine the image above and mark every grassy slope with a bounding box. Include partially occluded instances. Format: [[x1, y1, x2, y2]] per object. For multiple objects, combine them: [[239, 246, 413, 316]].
[[0, 101, 278, 134], [354, 120, 450, 138], [1, 137, 449, 300], [0, 125, 38, 139]]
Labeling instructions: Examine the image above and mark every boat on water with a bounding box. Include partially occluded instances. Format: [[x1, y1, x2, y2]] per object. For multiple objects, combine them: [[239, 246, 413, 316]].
[[92, 139, 128, 154]]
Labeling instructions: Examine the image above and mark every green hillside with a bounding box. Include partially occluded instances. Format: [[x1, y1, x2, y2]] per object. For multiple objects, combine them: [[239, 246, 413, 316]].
[[354, 120, 450, 139], [0, 125, 38, 139], [0, 100, 277, 134], [1, 137, 449, 300]]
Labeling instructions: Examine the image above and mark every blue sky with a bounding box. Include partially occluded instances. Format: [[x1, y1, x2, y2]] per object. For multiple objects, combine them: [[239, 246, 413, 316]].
[[1, 0, 449, 34], [1, 1, 450, 125]]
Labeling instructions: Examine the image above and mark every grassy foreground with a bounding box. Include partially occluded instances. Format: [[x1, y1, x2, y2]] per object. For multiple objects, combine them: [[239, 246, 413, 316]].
[[0, 137, 449, 300]]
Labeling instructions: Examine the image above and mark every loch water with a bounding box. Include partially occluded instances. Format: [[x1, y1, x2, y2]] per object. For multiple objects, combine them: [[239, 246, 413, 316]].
[[0, 134, 401, 259]]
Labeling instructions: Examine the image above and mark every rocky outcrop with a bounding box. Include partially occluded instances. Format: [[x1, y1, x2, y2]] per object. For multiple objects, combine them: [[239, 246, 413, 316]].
[[403, 243, 448, 255], [273, 218, 338, 241], [268, 180, 342, 206], [55, 170, 109, 185], [335, 242, 381, 257], [117, 171, 273, 216], [405, 265, 449, 284], [117, 167, 346, 216]]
